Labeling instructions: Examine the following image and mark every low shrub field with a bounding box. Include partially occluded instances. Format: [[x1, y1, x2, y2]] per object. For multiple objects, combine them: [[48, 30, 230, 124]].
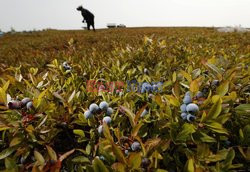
[[0, 28, 249, 171]]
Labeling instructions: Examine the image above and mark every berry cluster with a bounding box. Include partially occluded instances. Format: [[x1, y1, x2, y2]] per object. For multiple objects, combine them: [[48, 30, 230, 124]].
[[8, 97, 33, 110], [84, 101, 113, 134], [180, 91, 199, 122]]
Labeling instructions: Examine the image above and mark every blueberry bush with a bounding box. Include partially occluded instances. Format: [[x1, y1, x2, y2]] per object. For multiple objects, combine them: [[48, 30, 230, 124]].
[[0, 28, 249, 171]]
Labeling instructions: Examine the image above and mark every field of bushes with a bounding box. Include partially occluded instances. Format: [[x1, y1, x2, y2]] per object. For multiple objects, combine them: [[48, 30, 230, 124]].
[[0, 27, 249, 171]]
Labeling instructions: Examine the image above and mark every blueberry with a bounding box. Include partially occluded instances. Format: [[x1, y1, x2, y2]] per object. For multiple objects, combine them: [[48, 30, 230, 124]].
[[98, 125, 103, 134], [183, 95, 192, 104], [140, 109, 148, 117], [211, 80, 220, 87], [84, 110, 93, 119], [187, 114, 196, 122], [185, 91, 191, 97], [144, 68, 149, 74], [103, 116, 112, 125], [21, 98, 31, 106], [196, 91, 203, 99], [99, 101, 109, 111], [181, 112, 188, 120], [89, 103, 99, 113], [124, 149, 129, 156], [106, 107, 113, 116], [26, 101, 33, 110], [186, 103, 199, 114], [131, 142, 141, 151], [141, 158, 150, 168], [180, 104, 187, 112], [8, 100, 22, 109]]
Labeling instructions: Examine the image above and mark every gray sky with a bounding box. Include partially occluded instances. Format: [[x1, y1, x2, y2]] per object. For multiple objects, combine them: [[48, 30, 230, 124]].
[[0, 0, 249, 31]]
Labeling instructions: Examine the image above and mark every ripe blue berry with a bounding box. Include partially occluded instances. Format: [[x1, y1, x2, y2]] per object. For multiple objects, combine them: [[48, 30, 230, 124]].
[[99, 101, 109, 110], [103, 116, 112, 124], [187, 114, 196, 122], [84, 110, 93, 119], [196, 91, 203, 98], [21, 98, 31, 106], [180, 104, 187, 112], [186, 103, 199, 114], [124, 149, 129, 156], [26, 101, 33, 110], [106, 107, 113, 116], [140, 109, 148, 117], [181, 112, 188, 120], [185, 91, 191, 97], [89, 103, 99, 113], [131, 142, 141, 151], [98, 125, 103, 134], [183, 95, 192, 104], [8, 100, 22, 109], [141, 158, 150, 167]]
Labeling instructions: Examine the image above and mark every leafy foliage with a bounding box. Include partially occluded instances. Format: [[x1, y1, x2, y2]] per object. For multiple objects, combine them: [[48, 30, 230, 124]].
[[0, 28, 249, 171]]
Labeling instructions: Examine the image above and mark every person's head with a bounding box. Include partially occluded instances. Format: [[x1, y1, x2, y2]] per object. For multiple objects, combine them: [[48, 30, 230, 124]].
[[76, 6, 83, 11]]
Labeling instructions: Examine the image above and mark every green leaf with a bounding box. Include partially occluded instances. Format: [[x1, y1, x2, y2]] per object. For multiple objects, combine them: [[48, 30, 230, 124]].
[[131, 123, 143, 138], [166, 95, 180, 107], [0, 87, 7, 105], [34, 150, 45, 166], [190, 79, 199, 93], [120, 106, 135, 127], [34, 89, 48, 108], [128, 153, 141, 169], [46, 145, 57, 161], [73, 129, 85, 137], [216, 81, 229, 96], [180, 70, 192, 83], [5, 157, 17, 170], [206, 98, 222, 120], [235, 104, 250, 114], [199, 132, 216, 143], [2, 80, 10, 92], [176, 123, 196, 141], [93, 157, 109, 172], [0, 147, 16, 160], [68, 90, 76, 103], [111, 142, 127, 164], [103, 123, 113, 142], [223, 148, 235, 169], [9, 137, 22, 147], [111, 162, 125, 172], [155, 95, 163, 108], [72, 156, 90, 163], [205, 122, 228, 135], [206, 63, 222, 80], [185, 158, 194, 172]]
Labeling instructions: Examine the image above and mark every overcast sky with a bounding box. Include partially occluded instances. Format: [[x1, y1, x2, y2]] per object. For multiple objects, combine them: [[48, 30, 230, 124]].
[[0, 0, 249, 31]]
